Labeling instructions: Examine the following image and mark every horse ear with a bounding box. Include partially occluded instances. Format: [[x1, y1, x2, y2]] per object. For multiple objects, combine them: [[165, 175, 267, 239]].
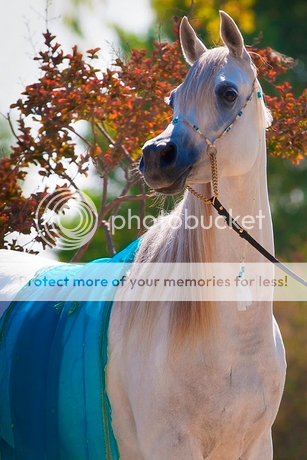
[[219, 11, 248, 59], [179, 17, 207, 65]]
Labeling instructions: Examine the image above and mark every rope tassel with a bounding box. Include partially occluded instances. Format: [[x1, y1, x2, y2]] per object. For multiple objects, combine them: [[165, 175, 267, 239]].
[[236, 264, 252, 311]]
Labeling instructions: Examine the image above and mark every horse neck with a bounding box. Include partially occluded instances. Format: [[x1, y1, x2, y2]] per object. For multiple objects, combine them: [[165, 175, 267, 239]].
[[184, 130, 273, 265], [180, 130, 276, 339]]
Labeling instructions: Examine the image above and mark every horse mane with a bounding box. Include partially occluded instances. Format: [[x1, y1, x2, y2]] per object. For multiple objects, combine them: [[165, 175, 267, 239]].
[[256, 83, 273, 129], [120, 183, 217, 352]]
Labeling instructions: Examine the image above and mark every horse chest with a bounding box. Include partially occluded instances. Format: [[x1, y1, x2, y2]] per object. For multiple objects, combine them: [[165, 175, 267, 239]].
[[108, 301, 286, 459], [167, 350, 282, 427], [151, 356, 282, 459], [108, 334, 284, 460]]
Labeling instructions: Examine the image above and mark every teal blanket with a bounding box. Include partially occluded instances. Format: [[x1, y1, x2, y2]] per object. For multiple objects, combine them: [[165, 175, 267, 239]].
[[0, 240, 139, 460]]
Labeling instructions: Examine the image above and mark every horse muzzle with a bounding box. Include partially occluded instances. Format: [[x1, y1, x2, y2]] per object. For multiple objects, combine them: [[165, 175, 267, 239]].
[[140, 139, 194, 195]]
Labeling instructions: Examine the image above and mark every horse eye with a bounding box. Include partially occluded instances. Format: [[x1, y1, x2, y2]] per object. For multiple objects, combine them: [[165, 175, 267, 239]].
[[223, 88, 238, 103]]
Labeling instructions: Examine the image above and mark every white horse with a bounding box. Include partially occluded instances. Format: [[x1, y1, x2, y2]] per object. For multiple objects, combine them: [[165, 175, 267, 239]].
[[0, 11, 286, 460], [107, 12, 286, 460]]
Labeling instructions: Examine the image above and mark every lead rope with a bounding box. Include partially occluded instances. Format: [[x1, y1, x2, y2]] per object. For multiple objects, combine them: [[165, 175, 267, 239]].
[[186, 153, 307, 289], [181, 84, 307, 290], [187, 185, 307, 288], [186, 144, 219, 203]]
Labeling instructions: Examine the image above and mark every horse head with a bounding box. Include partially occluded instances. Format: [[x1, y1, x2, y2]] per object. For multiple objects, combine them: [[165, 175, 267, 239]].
[[140, 11, 267, 195]]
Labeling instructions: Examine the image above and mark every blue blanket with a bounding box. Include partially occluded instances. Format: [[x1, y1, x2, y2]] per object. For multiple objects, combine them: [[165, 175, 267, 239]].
[[0, 240, 139, 460]]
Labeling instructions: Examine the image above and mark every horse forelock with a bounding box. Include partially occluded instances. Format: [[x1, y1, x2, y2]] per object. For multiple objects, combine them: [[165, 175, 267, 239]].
[[177, 47, 229, 118], [177, 47, 272, 131]]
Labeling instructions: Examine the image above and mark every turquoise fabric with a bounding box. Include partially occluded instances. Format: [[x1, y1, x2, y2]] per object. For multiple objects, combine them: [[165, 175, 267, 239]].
[[0, 240, 140, 460]]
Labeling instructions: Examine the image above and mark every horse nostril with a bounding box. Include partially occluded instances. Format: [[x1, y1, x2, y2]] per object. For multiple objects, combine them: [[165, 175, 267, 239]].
[[160, 143, 177, 167]]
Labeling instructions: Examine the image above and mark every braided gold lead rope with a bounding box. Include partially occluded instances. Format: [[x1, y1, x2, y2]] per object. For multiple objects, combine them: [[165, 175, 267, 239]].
[[186, 185, 213, 204], [186, 143, 219, 204], [207, 145, 219, 197]]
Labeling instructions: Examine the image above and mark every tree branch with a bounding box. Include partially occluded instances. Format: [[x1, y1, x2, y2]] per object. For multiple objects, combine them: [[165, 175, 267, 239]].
[[101, 220, 115, 257], [109, 176, 141, 219], [101, 192, 154, 222], [4, 112, 18, 139], [101, 175, 108, 209], [96, 123, 134, 165], [67, 125, 92, 148]]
